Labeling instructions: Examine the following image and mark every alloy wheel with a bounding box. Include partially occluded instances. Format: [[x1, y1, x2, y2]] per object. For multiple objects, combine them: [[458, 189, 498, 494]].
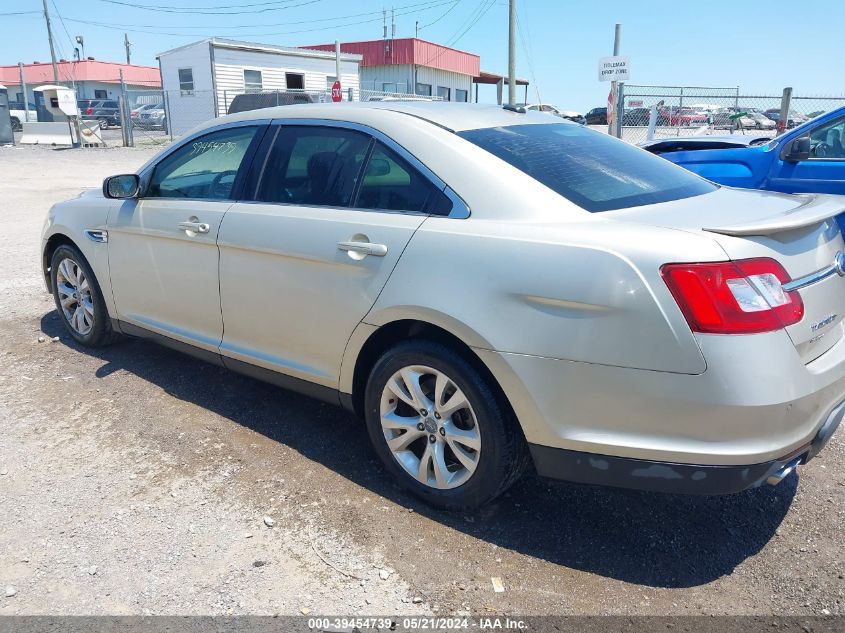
[[55, 257, 94, 336], [379, 365, 481, 490]]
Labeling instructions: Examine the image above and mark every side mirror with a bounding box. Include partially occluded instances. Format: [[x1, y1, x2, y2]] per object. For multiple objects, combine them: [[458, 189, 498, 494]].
[[103, 174, 140, 199], [784, 136, 811, 162], [366, 158, 390, 177]]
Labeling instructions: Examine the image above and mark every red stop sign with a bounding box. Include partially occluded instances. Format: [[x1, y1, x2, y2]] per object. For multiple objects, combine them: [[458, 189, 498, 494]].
[[331, 80, 343, 103]]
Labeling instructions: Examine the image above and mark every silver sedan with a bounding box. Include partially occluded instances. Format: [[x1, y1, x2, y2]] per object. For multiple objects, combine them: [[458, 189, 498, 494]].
[[41, 102, 845, 508]]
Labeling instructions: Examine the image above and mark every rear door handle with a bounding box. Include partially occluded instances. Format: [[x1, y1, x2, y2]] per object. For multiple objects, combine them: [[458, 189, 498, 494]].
[[338, 241, 388, 257], [178, 221, 210, 234]]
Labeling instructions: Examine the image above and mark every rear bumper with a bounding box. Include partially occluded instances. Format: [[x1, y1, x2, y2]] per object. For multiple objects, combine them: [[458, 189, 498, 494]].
[[530, 398, 844, 495], [476, 329, 845, 467]]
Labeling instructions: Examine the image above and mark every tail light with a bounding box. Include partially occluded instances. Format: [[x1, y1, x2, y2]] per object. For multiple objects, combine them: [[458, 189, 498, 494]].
[[85, 107, 94, 114], [661, 258, 804, 334]]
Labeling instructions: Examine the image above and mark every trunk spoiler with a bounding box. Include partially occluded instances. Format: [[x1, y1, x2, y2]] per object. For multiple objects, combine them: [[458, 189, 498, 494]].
[[703, 195, 844, 237]]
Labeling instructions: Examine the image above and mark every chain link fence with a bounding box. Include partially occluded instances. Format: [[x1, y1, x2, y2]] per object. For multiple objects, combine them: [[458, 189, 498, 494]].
[[613, 85, 845, 145], [123, 89, 169, 146], [112, 87, 446, 143]]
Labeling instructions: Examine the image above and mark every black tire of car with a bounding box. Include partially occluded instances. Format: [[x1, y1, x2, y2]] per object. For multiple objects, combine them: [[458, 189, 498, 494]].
[[97, 118, 108, 129], [50, 244, 121, 347], [364, 339, 529, 510], [11, 117, 21, 132]]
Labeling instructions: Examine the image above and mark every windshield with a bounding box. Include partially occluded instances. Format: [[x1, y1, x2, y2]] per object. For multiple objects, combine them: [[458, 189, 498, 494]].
[[459, 123, 718, 212]]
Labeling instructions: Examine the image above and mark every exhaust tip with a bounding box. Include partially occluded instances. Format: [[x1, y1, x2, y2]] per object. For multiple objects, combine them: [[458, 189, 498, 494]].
[[766, 457, 802, 486]]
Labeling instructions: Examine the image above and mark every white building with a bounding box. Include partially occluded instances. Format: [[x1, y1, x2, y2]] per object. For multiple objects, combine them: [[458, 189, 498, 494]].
[[157, 38, 362, 135]]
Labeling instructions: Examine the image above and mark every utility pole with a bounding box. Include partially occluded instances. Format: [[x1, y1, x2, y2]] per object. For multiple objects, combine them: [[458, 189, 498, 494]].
[[335, 40, 341, 88], [124, 33, 132, 65], [415, 21, 419, 38], [609, 23, 621, 137], [507, 0, 516, 107], [41, 0, 59, 83], [18, 63, 30, 121]]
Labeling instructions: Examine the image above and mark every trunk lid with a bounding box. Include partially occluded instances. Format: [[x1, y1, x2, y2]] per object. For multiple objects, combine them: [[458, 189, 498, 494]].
[[608, 188, 845, 363]]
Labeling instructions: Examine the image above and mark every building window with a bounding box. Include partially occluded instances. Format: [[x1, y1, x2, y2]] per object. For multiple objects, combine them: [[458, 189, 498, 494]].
[[244, 69, 263, 93], [416, 83, 432, 96], [178, 68, 194, 95], [382, 82, 400, 94], [285, 73, 304, 90], [456, 89, 468, 103], [94, 89, 108, 99], [326, 75, 337, 90], [437, 86, 451, 101]]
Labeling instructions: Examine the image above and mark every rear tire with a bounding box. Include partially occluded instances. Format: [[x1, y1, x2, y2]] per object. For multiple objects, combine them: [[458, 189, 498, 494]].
[[97, 118, 108, 130], [11, 117, 21, 132], [364, 340, 528, 510], [50, 244, 121, 347]]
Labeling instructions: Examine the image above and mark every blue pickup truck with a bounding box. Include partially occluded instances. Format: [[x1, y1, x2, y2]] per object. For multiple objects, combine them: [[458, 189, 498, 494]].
[[643, 105, 845, 195]]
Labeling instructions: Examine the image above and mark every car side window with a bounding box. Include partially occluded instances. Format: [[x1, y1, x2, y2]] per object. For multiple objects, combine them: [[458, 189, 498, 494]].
[[355, 141, 451, 215], [808, 116, 845, 159], [254, 126, 371, 206], [148, 126, 259, 200]]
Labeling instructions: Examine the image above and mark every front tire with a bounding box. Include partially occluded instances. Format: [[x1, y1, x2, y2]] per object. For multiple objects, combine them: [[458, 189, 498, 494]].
[[11, 117, 21, 132], [97, 118, 108, 129], [364, 340, 528, 510], [50, 244, 120, 347]]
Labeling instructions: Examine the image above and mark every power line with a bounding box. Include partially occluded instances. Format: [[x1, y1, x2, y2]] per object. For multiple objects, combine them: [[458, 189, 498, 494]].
[[63, 0, 449, 31], [64, 0, 458, 38], [417, 0, 495, 68], [418, 0, 461, 30], [99, 0, 310, 9], [515, 6, 538, 102], [0, 11, 41, 16], [95, 0, 324, 15]]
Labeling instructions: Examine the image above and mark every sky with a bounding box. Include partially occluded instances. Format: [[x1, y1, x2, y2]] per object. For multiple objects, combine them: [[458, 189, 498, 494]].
[[1, 0, 843, 112]]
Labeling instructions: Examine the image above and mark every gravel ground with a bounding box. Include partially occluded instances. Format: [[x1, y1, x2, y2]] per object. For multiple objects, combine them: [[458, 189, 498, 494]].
[[0, 144, 843, 617]]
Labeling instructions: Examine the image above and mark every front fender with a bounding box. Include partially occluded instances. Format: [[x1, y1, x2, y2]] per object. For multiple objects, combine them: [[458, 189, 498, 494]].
[[41, 190, 116, 317]]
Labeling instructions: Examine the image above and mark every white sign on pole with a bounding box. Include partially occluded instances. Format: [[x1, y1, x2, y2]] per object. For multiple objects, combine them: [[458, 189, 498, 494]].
[[598, 56, 630, 82], [57, 89, 78, 116]]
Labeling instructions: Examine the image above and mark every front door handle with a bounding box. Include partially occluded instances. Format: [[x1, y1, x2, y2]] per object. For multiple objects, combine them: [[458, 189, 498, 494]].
[[338, 241, 388, 257], [178, 221, 210, 234]]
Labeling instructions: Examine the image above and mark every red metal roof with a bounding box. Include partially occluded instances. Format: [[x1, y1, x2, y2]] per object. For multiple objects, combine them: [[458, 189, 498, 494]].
[[306, 38, 480, 77], [0, 60, 160, 87]]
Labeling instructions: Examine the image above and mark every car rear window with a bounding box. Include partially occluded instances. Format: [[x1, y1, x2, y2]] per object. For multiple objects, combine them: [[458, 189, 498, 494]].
[[458, 123, 717, 212]]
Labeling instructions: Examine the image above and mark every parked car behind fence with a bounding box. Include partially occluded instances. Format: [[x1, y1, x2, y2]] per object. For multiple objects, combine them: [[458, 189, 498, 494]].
[[80, 99, 121, 129]]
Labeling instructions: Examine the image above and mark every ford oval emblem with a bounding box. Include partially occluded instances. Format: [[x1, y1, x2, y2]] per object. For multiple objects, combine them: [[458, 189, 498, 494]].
[[836, 252, 845, 277]]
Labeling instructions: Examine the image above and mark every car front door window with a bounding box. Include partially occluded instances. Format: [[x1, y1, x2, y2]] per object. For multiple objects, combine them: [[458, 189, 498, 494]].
[[148, 126, 259, 199], [809, 116, 845, 159]]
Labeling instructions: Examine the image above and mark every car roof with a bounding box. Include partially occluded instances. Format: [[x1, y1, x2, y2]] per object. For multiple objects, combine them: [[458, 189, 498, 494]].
[[222, 101, 556, 132]]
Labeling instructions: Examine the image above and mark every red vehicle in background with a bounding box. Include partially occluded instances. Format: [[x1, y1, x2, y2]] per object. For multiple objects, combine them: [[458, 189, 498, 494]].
[[667, 107, 708, 126]]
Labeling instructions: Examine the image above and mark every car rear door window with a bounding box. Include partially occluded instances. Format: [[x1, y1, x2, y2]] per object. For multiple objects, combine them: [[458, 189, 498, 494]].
[[354, 141, 451, 214], [148, 126, 259, 200], [459, 122, 717, 212], [253, 126, 371, 206]]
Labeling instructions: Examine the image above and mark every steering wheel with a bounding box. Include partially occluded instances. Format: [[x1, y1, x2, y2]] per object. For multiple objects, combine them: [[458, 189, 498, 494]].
[[813, 142, 831, 158], [209, 170, 237, 198]]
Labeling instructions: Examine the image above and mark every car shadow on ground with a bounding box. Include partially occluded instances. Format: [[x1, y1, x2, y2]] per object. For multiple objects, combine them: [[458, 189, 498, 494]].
[[40, 312, 796, 589]]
